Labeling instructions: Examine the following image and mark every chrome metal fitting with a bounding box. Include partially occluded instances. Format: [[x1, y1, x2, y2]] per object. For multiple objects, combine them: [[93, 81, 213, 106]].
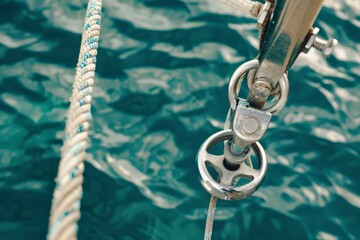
[[314, 37, 338, 57], [252, 0, 324, 107], [197, 130, 268, 200], [251, 81, 272, 101], [257, 1, 271, 30], [303, 27, 338, 57], [303, 27, 320, 54], [224, 139, 250, 165], [232, 103, 272, 148], [228, 59, 289, 114]]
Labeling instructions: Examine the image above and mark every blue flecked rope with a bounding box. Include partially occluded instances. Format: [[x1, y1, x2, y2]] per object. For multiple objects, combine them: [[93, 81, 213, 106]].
[[47, 1, 102, 239]]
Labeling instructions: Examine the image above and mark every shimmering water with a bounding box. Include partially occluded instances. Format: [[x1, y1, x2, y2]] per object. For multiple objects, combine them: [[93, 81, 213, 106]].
[[0, 0, 359, 239]]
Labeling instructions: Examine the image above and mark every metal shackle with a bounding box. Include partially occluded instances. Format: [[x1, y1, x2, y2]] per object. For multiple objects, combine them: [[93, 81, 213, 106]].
[[196, 130, 268, 200], [228, 59, 289, 114]]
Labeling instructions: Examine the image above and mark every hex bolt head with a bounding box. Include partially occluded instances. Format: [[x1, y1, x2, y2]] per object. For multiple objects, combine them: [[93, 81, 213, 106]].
[[321, 38, 338, 57]]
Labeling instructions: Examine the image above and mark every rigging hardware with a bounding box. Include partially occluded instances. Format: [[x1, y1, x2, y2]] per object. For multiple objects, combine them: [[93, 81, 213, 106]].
[[199, 0, 339, 238]]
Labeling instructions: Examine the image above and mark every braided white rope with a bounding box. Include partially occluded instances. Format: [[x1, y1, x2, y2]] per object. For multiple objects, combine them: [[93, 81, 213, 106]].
[[47, 1, 102, 239], [218, 0, 262, 17]]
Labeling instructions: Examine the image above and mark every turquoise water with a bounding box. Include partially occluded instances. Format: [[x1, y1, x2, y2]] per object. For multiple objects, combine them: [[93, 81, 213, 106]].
[[0, 0, 359, 239]]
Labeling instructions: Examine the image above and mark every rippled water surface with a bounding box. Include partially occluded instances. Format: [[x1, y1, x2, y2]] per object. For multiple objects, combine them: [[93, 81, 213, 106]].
[[0, 0, 359, 239]]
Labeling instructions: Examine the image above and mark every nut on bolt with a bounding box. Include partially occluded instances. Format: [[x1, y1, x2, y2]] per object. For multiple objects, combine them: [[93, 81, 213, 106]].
[[257, 2, 271, 30], [251, 81, 271, 101], [303, 27, 338, 57], [303, 27, 320, 54]]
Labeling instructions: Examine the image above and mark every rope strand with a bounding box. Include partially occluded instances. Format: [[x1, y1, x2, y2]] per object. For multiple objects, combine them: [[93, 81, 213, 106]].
[[47, 1, 102, 239]]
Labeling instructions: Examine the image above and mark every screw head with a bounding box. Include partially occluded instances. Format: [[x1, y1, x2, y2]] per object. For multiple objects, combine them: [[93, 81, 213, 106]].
[[322, 38, 338, 57], [242, 117, 259, 134]]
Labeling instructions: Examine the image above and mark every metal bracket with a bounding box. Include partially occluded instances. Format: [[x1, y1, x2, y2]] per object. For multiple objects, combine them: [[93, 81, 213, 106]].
[[249, 0, 325, 106], [232, 102, 272, 148]]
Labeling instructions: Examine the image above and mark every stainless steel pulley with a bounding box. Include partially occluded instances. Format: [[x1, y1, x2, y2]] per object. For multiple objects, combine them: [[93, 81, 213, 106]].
[[196, 129, 268, 200]]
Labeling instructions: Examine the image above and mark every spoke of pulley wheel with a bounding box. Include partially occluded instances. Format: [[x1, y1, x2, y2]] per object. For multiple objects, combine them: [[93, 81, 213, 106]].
[[238, 162, 261, 179], [219, 172, 237, 186], [205, 153, 224, 165]]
